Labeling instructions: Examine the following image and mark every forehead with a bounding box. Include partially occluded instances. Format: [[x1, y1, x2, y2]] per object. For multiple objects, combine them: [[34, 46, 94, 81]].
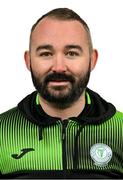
[[31, 17, 88, 47]]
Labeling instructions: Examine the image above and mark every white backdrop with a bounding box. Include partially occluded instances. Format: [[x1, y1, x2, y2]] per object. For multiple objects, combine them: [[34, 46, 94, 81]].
[[0, 0, 123, 113]]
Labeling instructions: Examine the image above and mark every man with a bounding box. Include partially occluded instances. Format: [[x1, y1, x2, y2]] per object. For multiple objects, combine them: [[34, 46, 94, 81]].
[[0, 8, 123, 179]]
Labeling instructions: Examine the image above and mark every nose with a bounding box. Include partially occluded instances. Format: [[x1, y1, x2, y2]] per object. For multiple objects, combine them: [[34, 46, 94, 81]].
[[51, 55, 67, 73]]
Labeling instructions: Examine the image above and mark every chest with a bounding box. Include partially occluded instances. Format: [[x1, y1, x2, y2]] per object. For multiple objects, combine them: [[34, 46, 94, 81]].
[[0, 119, 123, 174]]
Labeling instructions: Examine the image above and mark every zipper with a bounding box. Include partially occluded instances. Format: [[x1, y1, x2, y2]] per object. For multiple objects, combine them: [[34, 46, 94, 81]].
[[61, 120, 68, 178], [62, 120, 68, 140]]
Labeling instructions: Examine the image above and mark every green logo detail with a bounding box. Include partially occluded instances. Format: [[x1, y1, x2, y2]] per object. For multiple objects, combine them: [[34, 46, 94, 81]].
[[96, 148, 105, 158], [90, 143, 112, 167]]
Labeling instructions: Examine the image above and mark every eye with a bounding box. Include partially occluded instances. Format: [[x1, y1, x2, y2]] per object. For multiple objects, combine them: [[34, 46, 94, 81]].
[[66, 51, 79, 57], [39, 51, 52, 57]]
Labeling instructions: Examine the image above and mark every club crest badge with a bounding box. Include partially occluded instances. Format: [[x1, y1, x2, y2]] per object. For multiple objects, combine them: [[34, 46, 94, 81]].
[[90, 143, 112, 167]]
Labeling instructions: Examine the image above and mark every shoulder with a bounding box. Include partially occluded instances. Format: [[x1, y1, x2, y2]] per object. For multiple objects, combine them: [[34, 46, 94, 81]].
[[0, 107, 19, 123], [0, 107, 18, 115], [112, 110, 123, 122], [115, 110, 123, 117]]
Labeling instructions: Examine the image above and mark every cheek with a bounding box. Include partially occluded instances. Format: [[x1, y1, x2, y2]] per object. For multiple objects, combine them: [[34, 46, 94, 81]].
[[68, 63, 89, 77], [67, 57, 90, 73], [31, 59, 51, 75]]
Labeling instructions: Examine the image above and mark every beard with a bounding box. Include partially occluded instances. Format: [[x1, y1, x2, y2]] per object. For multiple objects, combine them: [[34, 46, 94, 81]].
[[30, 62, 91, 109]]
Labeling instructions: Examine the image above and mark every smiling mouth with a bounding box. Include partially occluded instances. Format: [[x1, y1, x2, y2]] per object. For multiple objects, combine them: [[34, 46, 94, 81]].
[[48, 80, 69, 86]]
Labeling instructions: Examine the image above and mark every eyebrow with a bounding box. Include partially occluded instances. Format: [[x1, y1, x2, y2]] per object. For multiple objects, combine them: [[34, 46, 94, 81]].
[[65, 45, 83, 52], [36, 45, 53, 52], [36, 44, 83, 52]]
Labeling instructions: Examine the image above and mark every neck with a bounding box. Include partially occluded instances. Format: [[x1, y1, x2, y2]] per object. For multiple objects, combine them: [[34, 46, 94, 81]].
[[38, 93, 86, 120]]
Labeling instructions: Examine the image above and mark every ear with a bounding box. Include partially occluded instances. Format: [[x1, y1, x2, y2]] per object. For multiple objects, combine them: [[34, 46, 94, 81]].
[[24, 51, 31, 71], [90, 49, 98, 71]]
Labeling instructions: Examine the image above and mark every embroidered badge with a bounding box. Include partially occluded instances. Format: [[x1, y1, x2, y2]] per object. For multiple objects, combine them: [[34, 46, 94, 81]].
[[90, 143, 112, 167]]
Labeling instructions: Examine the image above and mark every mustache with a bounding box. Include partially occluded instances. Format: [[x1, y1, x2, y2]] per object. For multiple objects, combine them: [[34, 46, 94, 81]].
[[43, 73, 75, 84]]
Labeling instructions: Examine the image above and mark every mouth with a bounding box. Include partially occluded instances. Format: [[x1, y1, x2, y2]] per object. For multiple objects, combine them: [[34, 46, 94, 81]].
[[48, 80, 70, 86]]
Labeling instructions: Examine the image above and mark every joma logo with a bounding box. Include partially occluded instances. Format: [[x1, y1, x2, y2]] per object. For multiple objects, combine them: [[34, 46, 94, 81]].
[[11, 148, 35, 159]]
